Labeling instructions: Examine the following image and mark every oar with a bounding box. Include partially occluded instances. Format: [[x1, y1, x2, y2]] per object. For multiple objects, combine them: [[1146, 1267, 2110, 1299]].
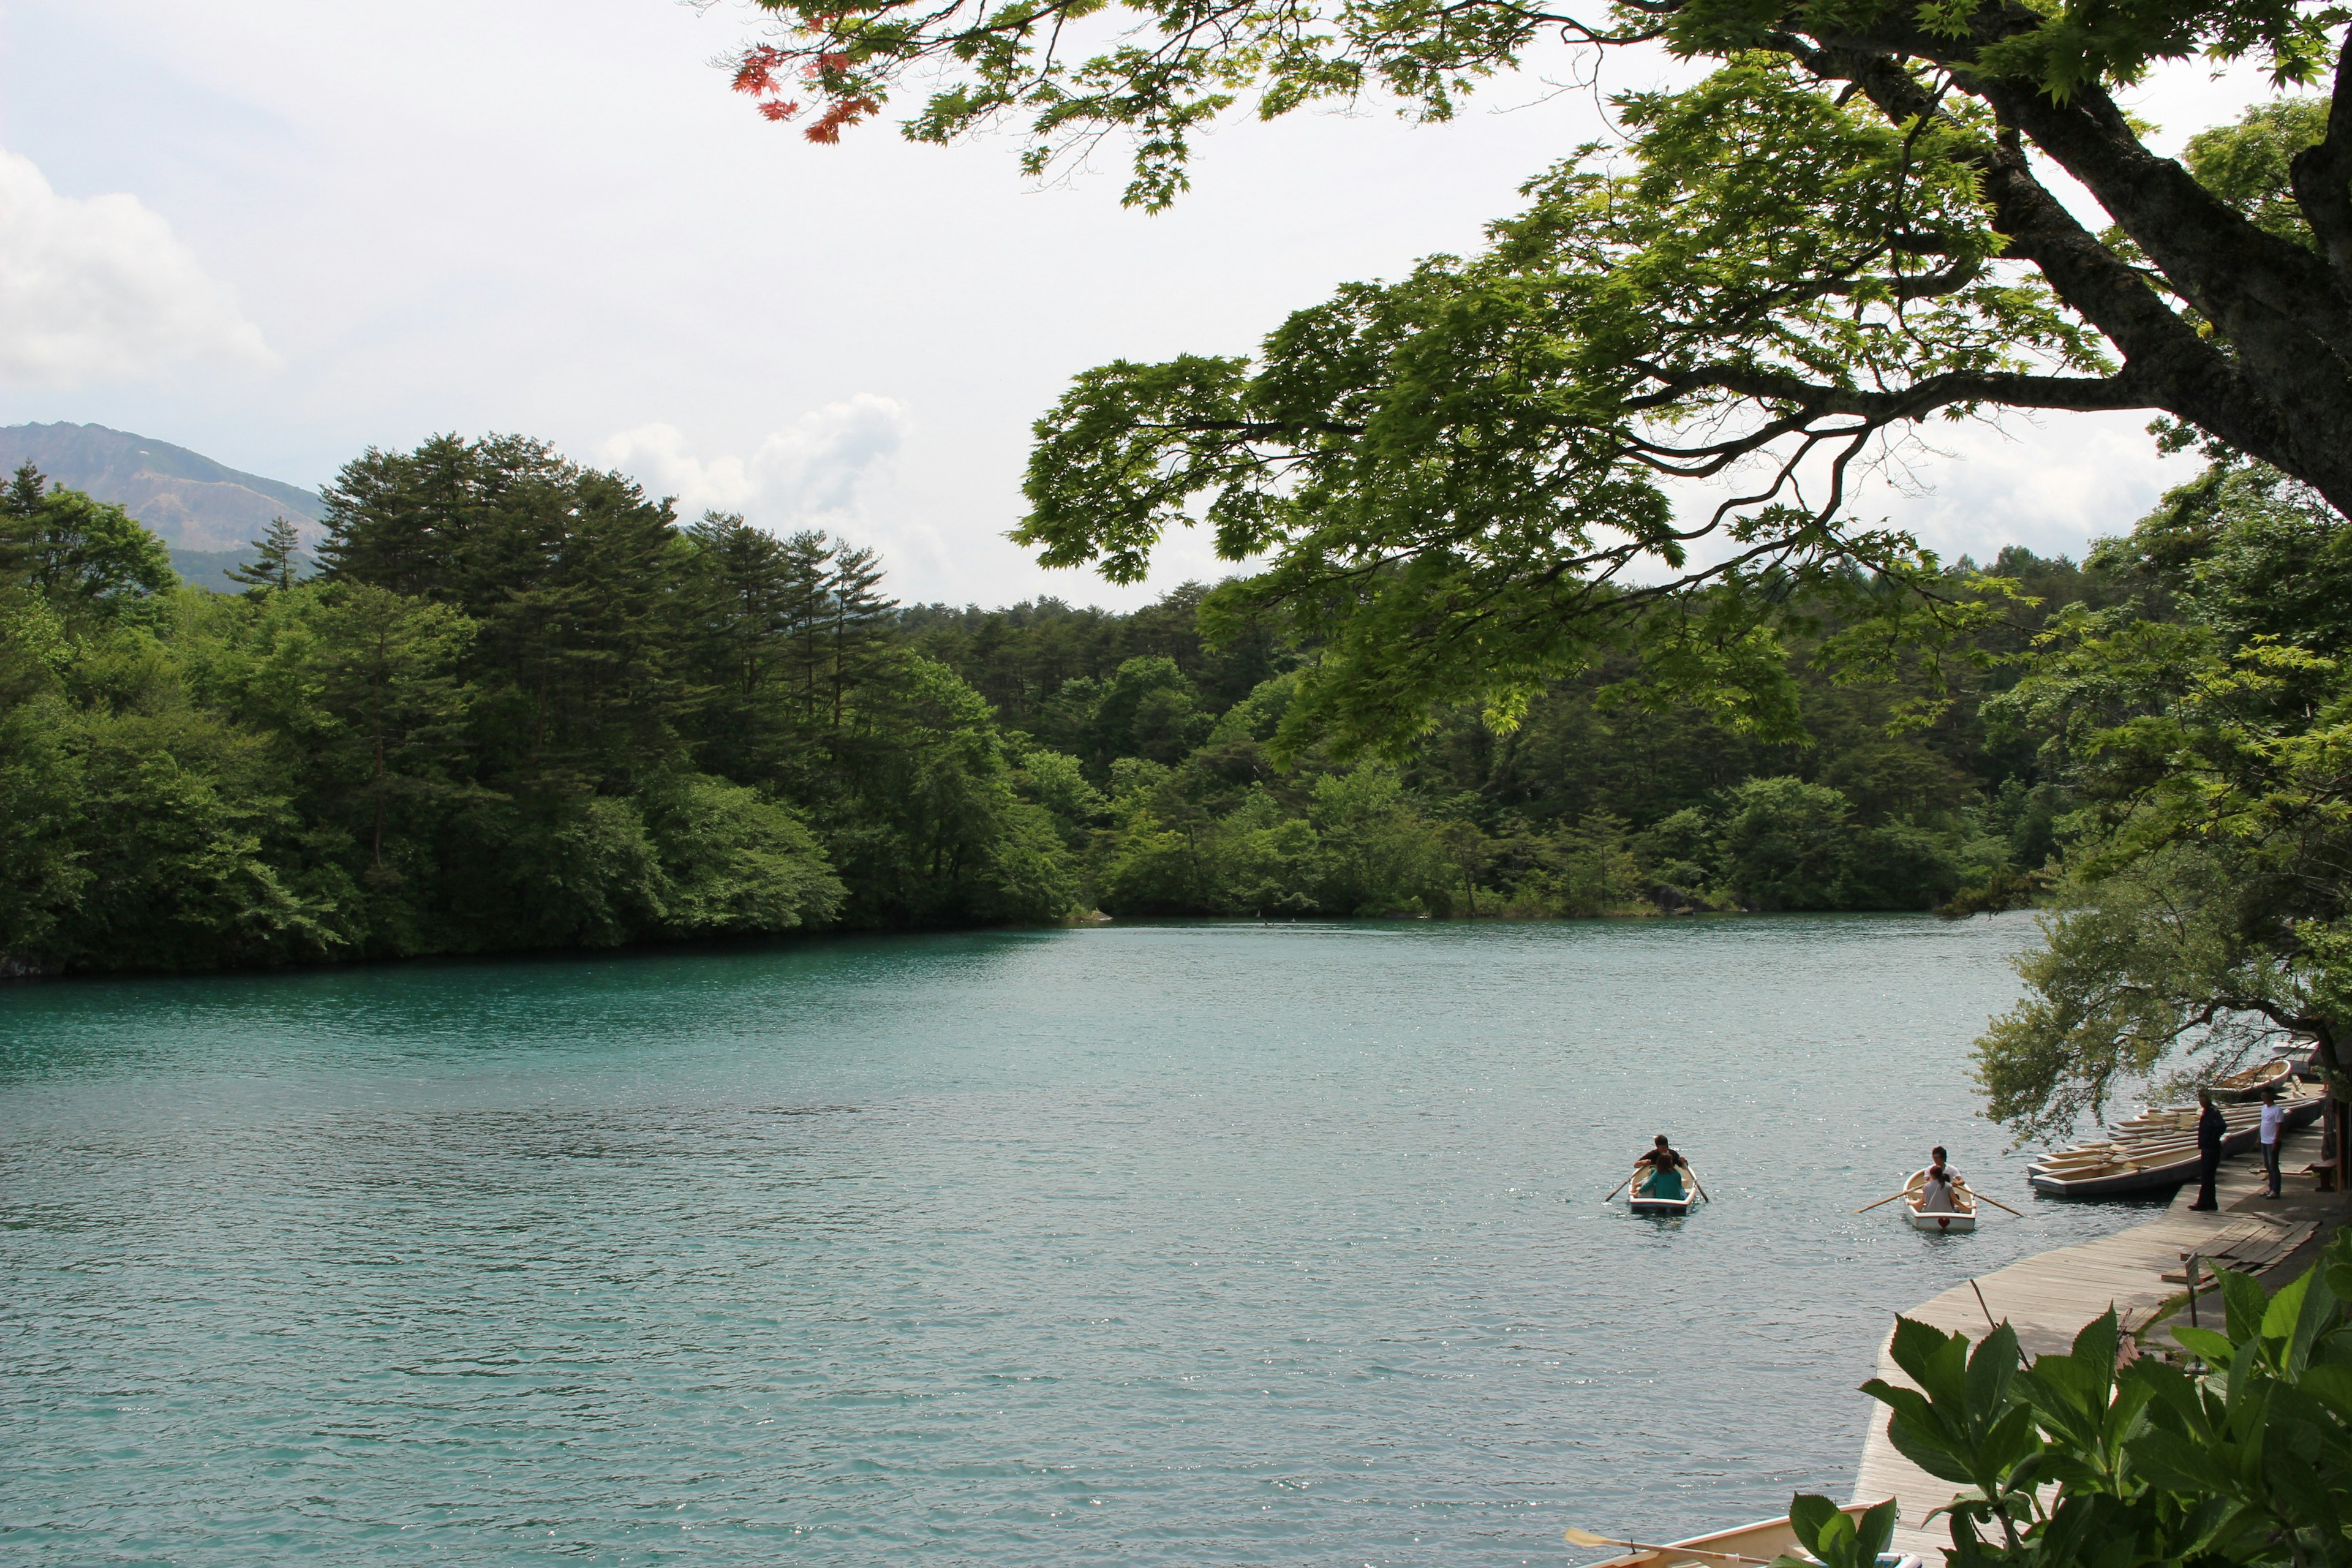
[[1600, 1172, 1635, 1203], [1685, 1166, 1712, 1203], [1959, 1183, 2024, 1218], [1563, 1526, 1771, 1563], [1854, 1188, 1915, 1214]]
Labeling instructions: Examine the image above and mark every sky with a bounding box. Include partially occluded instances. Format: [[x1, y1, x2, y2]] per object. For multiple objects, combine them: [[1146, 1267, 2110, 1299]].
[[0, 1, 2297, 609]]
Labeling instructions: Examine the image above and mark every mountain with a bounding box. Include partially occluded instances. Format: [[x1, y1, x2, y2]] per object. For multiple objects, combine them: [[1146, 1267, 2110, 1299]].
[[0, 422, 326, 555]]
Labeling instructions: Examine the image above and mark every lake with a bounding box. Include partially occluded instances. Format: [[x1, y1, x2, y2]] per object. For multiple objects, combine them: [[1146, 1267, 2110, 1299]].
[[1, 914, 2150, 1566]]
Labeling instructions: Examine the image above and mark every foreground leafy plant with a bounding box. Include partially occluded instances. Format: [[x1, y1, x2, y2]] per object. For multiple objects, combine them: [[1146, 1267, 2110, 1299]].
[[1784, 1227, 2352, 1566]]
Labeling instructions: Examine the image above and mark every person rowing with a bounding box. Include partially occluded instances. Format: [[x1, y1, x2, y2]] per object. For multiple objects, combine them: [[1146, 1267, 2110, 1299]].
[[1634, 1134, 1690, 1201], [1916, 1146, 1972, 1215]]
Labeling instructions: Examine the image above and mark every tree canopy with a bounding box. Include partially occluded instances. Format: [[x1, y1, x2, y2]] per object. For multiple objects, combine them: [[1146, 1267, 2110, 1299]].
[[1977, 460, 2352, 1138], [724, 0, 2351, 752]]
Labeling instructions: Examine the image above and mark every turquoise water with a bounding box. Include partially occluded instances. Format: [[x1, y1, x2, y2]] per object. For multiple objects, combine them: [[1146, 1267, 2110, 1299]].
[[2, 915, 2149, 1566]]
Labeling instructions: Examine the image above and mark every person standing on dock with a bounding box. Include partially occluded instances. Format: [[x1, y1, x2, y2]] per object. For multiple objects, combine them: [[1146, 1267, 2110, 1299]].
[[2261, 1086, 2288, 1197], [2190, 1090, 2226, 1210]]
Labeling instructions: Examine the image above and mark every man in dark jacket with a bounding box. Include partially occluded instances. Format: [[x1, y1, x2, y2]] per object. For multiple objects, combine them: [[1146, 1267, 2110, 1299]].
[[2190, 1089, 2226, 1210]]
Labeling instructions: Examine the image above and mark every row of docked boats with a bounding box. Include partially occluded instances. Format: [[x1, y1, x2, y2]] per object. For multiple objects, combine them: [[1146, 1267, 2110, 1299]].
[[2027, 1060, 2321, 1197]]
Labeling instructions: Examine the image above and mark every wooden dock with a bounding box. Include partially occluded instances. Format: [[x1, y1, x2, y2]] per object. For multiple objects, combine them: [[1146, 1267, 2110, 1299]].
[[1851, 1124, 2334, 1559]]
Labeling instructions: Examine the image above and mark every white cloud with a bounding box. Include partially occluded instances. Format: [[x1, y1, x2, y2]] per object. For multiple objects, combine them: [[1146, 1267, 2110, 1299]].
[[600, 394, 913, 527], [1861, 411, 2189, 565], [0, 148, 274, 385]]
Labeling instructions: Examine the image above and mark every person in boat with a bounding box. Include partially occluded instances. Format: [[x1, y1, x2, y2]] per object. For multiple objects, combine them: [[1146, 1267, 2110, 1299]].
[[1917, 1148, 1967, 1214], [1635, 1135, 1689, 1200], [2190, 1089, 2226, 1211]]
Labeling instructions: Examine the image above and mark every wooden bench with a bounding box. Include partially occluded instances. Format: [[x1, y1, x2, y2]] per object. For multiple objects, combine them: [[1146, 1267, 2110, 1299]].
[[2304, 1155, 2340, 1193]]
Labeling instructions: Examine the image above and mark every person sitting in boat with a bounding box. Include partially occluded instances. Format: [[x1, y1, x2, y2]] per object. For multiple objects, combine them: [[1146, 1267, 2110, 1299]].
[[1918, 1160, 1964, 1213], [1917, 1147, 1970, 1213], [1635, 1135, 1688, 1200]]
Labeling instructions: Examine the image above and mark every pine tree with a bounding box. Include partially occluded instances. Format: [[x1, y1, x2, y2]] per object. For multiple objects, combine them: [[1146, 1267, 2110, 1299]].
[[0, 462, 43, 583], [824, 543, 897, 730], [225, 516, 306, 592]]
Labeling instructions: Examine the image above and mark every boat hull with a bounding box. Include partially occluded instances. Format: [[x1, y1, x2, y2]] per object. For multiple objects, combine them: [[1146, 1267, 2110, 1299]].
[[2212, 1060, 2296, 1102], [2029, 1096, 2323, 1196], [1626, 1169, 1697, 1215], [1905, 1204, 1977, 1232], [1580, 1500, 1914, 1568]]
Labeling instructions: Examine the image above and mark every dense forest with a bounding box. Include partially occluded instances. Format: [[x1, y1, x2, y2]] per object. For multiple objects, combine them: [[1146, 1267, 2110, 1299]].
[[1, 433, 2114, 976]]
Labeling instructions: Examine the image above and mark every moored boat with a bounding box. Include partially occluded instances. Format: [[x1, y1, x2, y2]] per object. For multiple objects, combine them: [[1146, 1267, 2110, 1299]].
[[1902, 1167, 1977, 1232], [2211, 1057, 2296, 1101], [2028, 1084, 2324, 1197], [1577, 1500, 1916, 1567]]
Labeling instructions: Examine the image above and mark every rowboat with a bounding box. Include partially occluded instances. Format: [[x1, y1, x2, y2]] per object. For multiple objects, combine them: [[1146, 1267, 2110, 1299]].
[[1577, 1499, 1918, 1567], [2028, 1084, 2324, 1197], [2211, 1057, 2296, 1101], [1627, 1169, 1698, 1216], [1902, 1167, 1977, 1232]]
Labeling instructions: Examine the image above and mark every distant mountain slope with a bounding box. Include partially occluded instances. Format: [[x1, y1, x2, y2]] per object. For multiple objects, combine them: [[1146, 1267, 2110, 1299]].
[[0, 422, 326, 554]]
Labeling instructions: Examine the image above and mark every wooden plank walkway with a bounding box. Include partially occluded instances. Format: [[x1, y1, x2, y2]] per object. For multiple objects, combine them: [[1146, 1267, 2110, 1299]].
[[1851, 1125, 2328, 1559]]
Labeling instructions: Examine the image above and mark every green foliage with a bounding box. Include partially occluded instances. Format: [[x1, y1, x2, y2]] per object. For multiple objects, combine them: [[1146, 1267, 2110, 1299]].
[[1012, 61, 2056, 756], [1772, 1496, 1898, 1568], [0, 445, 1084, 976], [733, 0, 2343, 207], [0, 432, 2126, 974], [225, 515, 307, 594], [4, 462, 176, 613], [1978, 461, 2352, 1140], [2186, 100, 2334, 250], [1840, 1230, 2352, 1566], [728, 0, 2352, 772], [897, 543, 2117, 922]]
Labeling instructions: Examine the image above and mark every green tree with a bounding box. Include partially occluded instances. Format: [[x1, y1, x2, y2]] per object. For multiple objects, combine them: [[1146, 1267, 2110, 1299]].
[[722, 0, 2352, 757], [225, 516, 306, 594], [641, 775, 845, 933], [1978, 462, 2352, 1152], [9, 477, 176, 611], [306, 584, 478, 876], [1718, 777, 1856, 911]]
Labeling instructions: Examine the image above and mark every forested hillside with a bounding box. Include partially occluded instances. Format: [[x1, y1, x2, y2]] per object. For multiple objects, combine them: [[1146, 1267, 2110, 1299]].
[[1, 432, 2113, 976], [903, 546, 2116, 922]]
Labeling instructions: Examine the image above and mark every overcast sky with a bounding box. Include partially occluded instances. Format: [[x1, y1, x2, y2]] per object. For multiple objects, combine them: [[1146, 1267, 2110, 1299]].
[[0, 1, 2291, 608]]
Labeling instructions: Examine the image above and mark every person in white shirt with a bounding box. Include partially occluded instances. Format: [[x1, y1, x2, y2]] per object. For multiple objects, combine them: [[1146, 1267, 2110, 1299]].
[[1917, 1144, 1966, 1213], [2260, 1086, 2288, 1197]]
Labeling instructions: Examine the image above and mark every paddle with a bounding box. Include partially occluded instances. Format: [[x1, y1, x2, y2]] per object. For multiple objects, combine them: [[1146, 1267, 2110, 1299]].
[[1684, 1166, 1712, 1203], [1854, 1189, 1915, 1214], [1562, 1526, 1770, 1563], [1958, 1183, 2024, 1218], [1600, 1172, 1637, 1203]]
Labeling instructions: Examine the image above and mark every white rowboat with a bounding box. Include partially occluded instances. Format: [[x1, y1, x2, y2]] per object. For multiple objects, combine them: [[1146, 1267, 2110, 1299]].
[[1902, 1167, 1977, 1232], [1577, 1499, 1914, 1567], [1627, 1168, 1698, 1216], [2211, 1057, 2296, 1101]]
